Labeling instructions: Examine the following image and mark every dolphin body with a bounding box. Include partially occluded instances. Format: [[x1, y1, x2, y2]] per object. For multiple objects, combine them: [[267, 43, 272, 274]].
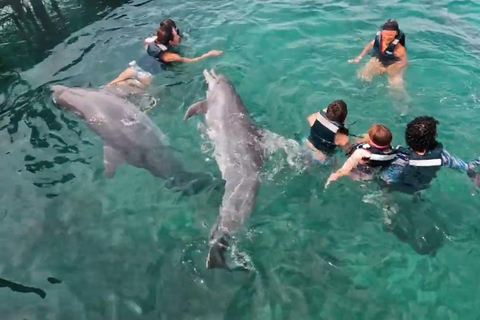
[[184, 70, 264, 270], [51, 85, 217, 194]]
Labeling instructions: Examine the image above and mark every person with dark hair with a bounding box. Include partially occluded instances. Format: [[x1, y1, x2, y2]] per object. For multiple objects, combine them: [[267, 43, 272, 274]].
[[349, 19, 407, 88], [326, 124, 396, 186], [143, 19, 222, 64], [305, 100, 350, 163], [380, 116, 480, 193], [107, 19, 222, 87]]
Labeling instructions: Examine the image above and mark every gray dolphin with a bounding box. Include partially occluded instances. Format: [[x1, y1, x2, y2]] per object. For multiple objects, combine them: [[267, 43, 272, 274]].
[[51, 85, 218, 195], [184, 70, 264, 270]]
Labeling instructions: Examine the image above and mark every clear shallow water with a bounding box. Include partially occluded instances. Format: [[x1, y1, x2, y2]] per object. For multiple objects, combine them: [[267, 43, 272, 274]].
[[2, 0, 480, 318]]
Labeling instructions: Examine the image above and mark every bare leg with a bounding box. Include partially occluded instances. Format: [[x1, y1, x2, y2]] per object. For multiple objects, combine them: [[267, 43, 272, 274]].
[[107, 67, 136, 86], [387, 67, 410, 116], [358, 58, 385, 82]]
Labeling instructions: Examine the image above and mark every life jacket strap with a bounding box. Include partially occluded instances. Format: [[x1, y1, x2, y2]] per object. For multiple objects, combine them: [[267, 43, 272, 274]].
[[409, 159, 442, 167]]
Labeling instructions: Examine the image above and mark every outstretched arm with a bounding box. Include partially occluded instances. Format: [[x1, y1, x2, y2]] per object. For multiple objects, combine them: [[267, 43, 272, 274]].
[[161, 50, 223, 63], [325, 148, 370, 187], [349, 40, 374, 63], [441, 149, 480, 171]]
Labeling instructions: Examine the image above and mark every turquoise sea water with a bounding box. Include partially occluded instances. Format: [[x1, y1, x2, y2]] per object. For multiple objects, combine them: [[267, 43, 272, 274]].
[[2, 0, 480, 318]]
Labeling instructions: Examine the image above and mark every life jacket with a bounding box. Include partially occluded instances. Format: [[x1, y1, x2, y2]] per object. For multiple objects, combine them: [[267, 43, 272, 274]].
[[372, 30, 405, 67], [395, 143, 443, 192], [348, 143, 397, 168], [146, 42, 169, 61], [308, 111, 346, 154]]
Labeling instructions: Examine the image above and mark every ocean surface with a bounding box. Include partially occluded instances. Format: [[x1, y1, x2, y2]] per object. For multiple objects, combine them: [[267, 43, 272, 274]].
[[2, 0, 480, 319]]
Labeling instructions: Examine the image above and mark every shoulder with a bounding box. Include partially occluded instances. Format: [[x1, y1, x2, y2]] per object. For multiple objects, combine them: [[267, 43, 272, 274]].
[[395, 44, 406, 55], [351, 147, 371, 160]]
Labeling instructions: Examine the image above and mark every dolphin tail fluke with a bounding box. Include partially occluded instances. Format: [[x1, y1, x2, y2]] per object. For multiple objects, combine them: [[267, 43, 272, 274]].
[[184, 100, 208, 120], [206, 236, 231, 271]]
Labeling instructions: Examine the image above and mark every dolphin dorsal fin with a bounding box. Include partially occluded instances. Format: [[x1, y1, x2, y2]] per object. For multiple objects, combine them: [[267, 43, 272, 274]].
[[184, 100, 209, 120]]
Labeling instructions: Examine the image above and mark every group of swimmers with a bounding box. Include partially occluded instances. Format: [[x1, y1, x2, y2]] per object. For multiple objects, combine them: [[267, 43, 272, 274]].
[[104, 17, 480, 198]]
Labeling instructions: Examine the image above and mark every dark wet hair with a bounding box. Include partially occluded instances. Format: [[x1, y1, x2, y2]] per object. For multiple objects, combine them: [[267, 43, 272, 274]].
[[405, 116, 439, 152], [382, 19, 399, 31], [160, 18, 177, 29], [160, 19, 181, 37], [155, 24, 174, 46], [325, 100, 348, 123]]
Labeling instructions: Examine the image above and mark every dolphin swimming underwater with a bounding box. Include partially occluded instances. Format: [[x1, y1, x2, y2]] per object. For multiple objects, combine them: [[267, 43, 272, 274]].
[[184, 70, 264, 270], [51, 85, 218, 194]]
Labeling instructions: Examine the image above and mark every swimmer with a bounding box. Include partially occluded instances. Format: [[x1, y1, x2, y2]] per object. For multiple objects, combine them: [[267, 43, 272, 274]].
[[143, 19, 222, 64], [107, 19, 222, 87], [349, 19, 407, 89], [305, 100, 350, 163], [325, 124, 396, 187], [380, 116, 480, 194]]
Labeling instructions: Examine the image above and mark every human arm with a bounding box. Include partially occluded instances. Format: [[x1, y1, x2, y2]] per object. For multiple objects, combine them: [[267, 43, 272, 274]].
[[307, 112, 319, 127], [334, 132, 351, 152], [441, 149, 480, 171], [349, 40, 374, 63], [391, 44, 407, 69], [161, 50, 223, 63], [325, 148, 371, 187]]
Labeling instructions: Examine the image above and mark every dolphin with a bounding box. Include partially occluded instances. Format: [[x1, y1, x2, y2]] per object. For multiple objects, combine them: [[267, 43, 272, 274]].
[[184, 70, 264, 270], [51, 85, 218, 194]]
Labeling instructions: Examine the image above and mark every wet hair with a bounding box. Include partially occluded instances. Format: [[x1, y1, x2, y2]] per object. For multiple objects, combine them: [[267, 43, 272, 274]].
[[160, 18, 177, 29], [368, 124, 392, 147], [405, 116, 439, 152], [325, 100, 348, 123], [155, 24, 174, 46], [382, 19, 399, 32]]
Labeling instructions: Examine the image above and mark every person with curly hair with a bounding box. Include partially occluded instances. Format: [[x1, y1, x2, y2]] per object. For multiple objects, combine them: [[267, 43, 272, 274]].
[[380, 116, 480, 193]]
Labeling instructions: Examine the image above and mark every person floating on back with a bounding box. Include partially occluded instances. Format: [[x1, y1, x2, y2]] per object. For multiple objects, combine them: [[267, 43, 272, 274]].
[[349, 19, 407, 90], [325, 124, 396, 187], [305, 100, 350, 163], [380, 116, 480, 193]]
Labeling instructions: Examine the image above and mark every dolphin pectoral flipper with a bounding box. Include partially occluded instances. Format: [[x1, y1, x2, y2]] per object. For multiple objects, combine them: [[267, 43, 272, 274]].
[[184, 100, 209, 120], [103, 145, 125, 178]]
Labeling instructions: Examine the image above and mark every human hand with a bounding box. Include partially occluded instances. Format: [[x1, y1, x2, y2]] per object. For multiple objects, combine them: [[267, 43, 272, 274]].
[[325, 173, 339, 189], [348, 56, 362, 63], [208, 50, 223, 57]]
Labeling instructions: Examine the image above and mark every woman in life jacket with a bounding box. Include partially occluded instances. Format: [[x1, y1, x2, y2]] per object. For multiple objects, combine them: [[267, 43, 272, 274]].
[[305, 100, 350, 163], [349, 19, 407, 89], [325, 124, 395, 187], [106, 19, 222, 87]]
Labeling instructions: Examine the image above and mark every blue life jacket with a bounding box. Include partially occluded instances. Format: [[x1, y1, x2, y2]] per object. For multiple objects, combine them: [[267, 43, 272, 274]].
[[135, 42, 169, 75], [394, 143, 443, 192], [372, 30, 405, 67], [349, 143, 397, 168], [308, 111, 346, 154]]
